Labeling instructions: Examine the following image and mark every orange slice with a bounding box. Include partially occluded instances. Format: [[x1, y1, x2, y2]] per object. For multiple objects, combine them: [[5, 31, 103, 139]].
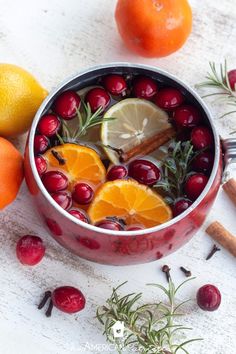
[[43, 144, 106, 186], [88, 179, 172, 228]]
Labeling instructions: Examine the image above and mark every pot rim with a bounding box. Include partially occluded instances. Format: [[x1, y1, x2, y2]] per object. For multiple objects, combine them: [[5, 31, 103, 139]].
[[29, 62, 220, 236]]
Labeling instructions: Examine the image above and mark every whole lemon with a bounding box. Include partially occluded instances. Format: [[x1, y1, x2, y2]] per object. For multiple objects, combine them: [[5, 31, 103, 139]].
[[0, 64, 48, 137]]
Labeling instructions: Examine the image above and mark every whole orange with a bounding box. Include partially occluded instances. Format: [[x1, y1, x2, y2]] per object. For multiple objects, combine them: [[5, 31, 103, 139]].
[[115, 0, 192, 58], [0, 138, 24, 209]]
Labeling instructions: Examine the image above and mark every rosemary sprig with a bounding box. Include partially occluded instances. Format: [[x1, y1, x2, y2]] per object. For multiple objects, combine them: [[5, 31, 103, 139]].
[[97, 278, 202, 354], [58, 101, 116, 143], [154, 140, 198, 202], [196, 61, 236, 126]]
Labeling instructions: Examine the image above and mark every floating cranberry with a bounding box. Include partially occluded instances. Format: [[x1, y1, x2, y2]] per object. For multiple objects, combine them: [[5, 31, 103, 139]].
[[173, 105, 201, 128], [185, 173, 209, 201], [51, 286, 86, 314], [228, 70, 236, 91], [154, 87, 184, 110], [35, 156, 47, 176], [191, 126, 214, 150], [95, 219, 124, 231], [133, 77, 157, 100], [127, 225, 144, 231], [34, 135, 49, 155], [107, 165, 128, 181], [197, 284, 221, 311], [103, 74, 127, 96], [72, 183, 94, 205], [42, 171, 68, 193], [173, 199, 192, 217], [51, 192, 72, 210], [192, 151, 214, 173], [85, 87, 110, 112], [53, 90, 81, 120], [16, 235, 45, 266], [68, 209, 89, 223], [38, 114, 61, 137], [128, 159, 160, 186]]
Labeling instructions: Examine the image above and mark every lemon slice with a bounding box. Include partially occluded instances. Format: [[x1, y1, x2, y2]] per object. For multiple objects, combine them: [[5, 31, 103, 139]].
[[101, 98, 171, 164]]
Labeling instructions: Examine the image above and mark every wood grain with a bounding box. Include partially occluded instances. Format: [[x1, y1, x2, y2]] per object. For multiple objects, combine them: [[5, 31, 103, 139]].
[[0, 0, 236, 353]]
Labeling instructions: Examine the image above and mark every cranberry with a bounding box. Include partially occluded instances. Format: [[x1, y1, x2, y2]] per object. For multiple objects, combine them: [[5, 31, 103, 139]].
[[154, 88, 184, 110], [192, 151, 214, 173], [197, 284, 221, 311], [85, 88, 110, 112], [51, 192, 72, 210], [42, 171, 68, 193], [34, 135, 49, 155], [128, 159, 160, 186], [173, 199, 192, 217], [173, 105, 201, 128], [38, 114, 61, 137], [16, 235, 45, 266], [185, 173, 209, 201], [127, 225, 144, 231], [52, 286, 86, 314], [191, 126, 214, 150], [53, 90, 81, 120], [72, 183, 94, 205], [95, 219, 124, 231], [228, 69, 236, 91], [68, 209, 89, 223], [35, 156, 47, 176], [133, 77, 157, 100], [103, 74, 127, 96], [107, 165, 128, 181]]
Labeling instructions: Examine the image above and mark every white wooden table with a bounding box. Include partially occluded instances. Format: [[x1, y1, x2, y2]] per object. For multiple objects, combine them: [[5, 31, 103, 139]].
[[0, 1, 236, 353]]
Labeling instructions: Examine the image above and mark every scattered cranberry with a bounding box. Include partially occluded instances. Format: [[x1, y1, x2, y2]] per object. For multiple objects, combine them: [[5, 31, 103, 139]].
[[68, 209, 89, 223], [38, 286, 86, 317], [127, 225, 144, 231], [16, 235, 45, 266], [154, 88, 184, 110], [191, 126, 214, 150], [42, 171, 68, 193], [38, 114, 61, 137], [35, 156, 47, 176], [197, 284, 221, 311], [85, 87, 110, 112], [128, 159, 160, 186], [95, 219, 124, 231], [72, 183, 94, 205], [185, 173, 209, 201], [51, 192, 72, 210], [53, 90, 81, 120], [103, 74, 127, 96], [228, 69, 236, 91], [173, 105, 201, 128], [192, 151, 214, 173], [133, 77, 157, 100], [173, 199, 192, 217], [34, 135, 49, 155], [107, 165, 128, 181]]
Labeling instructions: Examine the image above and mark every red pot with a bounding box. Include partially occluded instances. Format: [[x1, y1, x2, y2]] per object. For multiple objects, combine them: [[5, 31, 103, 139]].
[[24, 63, 234, 265]]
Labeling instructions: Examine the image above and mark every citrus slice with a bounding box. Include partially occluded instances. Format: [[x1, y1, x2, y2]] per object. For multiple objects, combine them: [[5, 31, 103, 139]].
[[43, 144, 106, 186], [88, 179, 172, 228], [101, 98, 171, 163]]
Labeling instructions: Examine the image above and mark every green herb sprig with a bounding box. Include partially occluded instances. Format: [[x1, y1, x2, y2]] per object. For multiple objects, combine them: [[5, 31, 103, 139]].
[[97, 278, 202, 354], [196, 61, 236, 124], [154, 140, 198, 202], [57, 101, 115, 143]]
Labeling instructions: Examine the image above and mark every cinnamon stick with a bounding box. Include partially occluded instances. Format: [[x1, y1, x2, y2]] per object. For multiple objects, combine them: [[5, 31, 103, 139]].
[[206, 221, 236, 258], [119, 126, 176, 163], [223, 178, 236, 207]]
